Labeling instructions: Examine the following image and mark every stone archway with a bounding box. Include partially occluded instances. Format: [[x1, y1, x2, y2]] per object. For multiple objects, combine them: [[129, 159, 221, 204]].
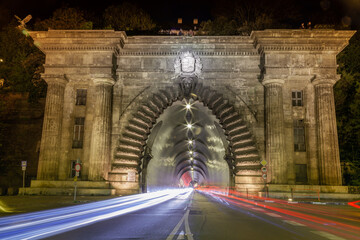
[[109, 82, 262, 194]]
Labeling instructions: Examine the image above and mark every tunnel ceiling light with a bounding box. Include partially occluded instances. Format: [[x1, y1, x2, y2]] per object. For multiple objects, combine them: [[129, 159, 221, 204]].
[[186, 123, 192, 129], [186, 104, 191, 110], [188, 140, 193, 144], [190, 157, 193, 160], [189, 151, 193, 155]]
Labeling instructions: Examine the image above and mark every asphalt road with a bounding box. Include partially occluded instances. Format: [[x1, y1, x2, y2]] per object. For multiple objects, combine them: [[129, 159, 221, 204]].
[[1, 189, 359, 240], [47, 190, 360, 240]]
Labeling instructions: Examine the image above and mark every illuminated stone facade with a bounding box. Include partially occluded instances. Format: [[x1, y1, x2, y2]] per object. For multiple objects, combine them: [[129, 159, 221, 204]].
[[28, 29, 354, 195]]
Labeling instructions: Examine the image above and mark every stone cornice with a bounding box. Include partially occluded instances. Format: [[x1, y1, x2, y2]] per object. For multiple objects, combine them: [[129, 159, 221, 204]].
[[251, 29, 356, 54], [41, 74, 68, 85], [261, 78, 285, 86], [311, 74, 341, 86], [92, 77, 116, 86], [260, 45, 342, 52], [42, 45, 117, 51], [29, 30, 126, 54], [44, 64, 114, 68], [118, 51, 258, 56]]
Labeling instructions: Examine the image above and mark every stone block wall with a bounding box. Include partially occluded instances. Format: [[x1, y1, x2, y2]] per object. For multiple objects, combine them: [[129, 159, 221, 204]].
[[29, 29, 355, 195]]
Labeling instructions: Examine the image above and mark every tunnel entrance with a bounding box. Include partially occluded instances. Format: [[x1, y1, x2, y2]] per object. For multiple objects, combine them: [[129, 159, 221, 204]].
[[144, 100, 230, 192], [111, 82, 262, 195]]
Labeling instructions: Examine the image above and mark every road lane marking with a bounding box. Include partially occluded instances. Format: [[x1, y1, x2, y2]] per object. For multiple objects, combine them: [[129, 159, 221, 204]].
[[166, 210, 187, 240], [266, 213, 282, 218], [311, 231, 346, 240], [166, 208, 194, 240], [176, 230, 185, 240], [283, 220, 305, 227], [184, 209, 194, 240]]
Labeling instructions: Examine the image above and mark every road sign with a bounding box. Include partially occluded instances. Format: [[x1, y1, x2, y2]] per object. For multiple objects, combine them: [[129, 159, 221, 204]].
[[74, 163, 81, 172], [261, 167, 267, 173], [262, 174, 267, 180], [260, 160, 267, 166], [21, 161, 27, 171]]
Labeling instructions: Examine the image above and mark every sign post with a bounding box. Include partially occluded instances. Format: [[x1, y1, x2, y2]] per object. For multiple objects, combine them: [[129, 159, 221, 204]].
[[74, 160, 81, 202], [260, 160, 268, 198], [21, 161, 27, 195]]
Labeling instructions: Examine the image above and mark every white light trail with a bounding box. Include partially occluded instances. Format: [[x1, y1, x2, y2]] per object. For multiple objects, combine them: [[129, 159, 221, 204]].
[[0, 188, 193, 240]]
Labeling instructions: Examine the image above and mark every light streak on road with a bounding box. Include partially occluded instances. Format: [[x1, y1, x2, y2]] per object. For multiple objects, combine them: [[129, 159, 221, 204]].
[[349, 200, 360, 209], [197, 187, 360, 240], [0, 188, 193, 240]]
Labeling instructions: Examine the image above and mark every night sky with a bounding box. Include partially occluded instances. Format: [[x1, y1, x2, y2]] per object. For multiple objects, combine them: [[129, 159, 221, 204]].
[[1, 0, 360, 28]]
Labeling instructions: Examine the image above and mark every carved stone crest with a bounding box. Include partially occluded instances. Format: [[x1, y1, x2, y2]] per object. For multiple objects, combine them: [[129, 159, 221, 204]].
[[174, 51, 202, 78]]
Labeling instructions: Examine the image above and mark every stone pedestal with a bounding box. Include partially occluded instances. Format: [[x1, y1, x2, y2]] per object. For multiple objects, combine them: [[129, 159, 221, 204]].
[[37, 75, 68, 180], [88, 78, 115, 180], [313, 78, 342, 185], [264, 79, 287, 184]]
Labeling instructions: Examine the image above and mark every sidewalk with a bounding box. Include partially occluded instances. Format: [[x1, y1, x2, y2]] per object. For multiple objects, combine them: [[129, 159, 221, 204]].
[[0, 195, 117, 217]]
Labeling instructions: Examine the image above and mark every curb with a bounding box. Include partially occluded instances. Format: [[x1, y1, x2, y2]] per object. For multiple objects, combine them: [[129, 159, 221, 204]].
[[246, 199, 350, 205]]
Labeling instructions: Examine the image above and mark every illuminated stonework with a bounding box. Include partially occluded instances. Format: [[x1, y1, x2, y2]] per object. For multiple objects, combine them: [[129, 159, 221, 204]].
[[27, 29, 355, 195], [174, 51, 202, 79]]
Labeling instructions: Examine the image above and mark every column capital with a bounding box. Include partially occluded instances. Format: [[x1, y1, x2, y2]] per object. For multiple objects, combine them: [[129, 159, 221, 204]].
[[262, 78, 285, 86], [311, 75, 340, 87], [92, 77, 115, 86], [41, 74, 68, 86]]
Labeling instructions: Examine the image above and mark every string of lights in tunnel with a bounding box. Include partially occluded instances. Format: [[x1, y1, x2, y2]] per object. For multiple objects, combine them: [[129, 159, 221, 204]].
[[180, 100, 201, 187]]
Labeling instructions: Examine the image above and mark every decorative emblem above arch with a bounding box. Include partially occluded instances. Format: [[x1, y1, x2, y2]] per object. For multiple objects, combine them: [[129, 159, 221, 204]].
[[174, 51, 202, 79]]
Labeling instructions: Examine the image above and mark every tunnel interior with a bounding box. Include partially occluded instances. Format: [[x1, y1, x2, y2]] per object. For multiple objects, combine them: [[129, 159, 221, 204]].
[[145, 100, 230, 192]]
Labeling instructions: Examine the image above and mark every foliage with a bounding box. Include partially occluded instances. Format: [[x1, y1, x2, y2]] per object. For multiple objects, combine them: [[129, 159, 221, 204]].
[[0, 21, 46, 102], [34, 7, 92, 30], [0, 98, 6, 176], [103, 2, 155, 31], [335, 31, 360, 186], [198, 17, 238, 36], [198, 0, 300, 35]]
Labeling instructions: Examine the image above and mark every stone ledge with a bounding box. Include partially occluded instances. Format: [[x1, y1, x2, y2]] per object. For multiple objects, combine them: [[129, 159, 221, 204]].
[[30, 180, 110, 188], [267, 184, 348, 193], [19, 187, 113, 196], [264, 192, 360, 200]]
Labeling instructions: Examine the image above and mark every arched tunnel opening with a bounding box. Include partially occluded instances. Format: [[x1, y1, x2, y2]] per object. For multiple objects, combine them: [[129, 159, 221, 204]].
[[142, 100, 230, 192]]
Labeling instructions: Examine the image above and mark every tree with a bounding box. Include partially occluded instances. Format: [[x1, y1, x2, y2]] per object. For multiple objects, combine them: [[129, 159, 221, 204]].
[[0, 21, 45, 102], [198, 0, 301, 35], [198, 17, 238, 36], [335, 31, 360, 185], [103, 2, 155, 32], [34, 7, 92, 30]]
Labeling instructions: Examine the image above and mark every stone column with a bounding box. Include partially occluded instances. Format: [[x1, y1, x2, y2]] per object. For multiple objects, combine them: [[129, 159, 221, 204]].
[[312, 78, 341, 185], [88, 78, 115, 180], [263, 79, 287, 184], [37, 75, 68, 180]]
